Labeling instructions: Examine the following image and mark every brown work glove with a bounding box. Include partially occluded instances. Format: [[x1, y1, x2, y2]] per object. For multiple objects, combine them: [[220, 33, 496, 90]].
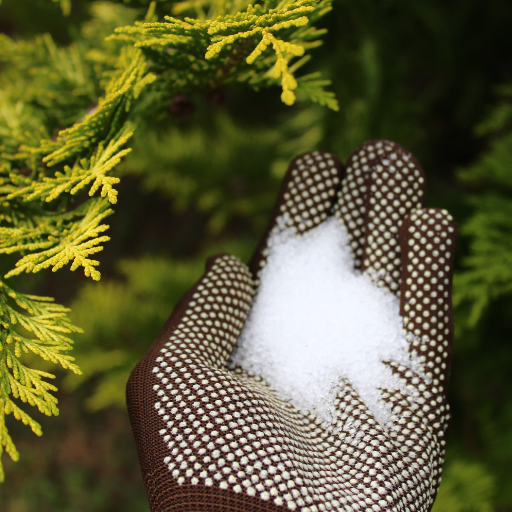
[[127, 140, 458, 512]]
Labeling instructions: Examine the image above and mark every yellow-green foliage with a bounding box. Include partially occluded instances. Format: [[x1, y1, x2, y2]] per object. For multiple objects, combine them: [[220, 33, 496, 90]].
[[0, 0, 335, 480], [0, 282, 82, 482], [113, 0, 337, 109]]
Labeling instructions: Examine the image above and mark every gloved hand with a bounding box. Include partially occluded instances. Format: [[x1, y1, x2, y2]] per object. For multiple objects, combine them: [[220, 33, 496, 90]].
[[126, 140, 458, 512]]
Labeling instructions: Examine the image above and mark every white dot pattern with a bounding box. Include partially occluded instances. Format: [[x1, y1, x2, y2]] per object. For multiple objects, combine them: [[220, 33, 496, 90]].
[[399, 208, 458, 394], [148, 255, 454, 510], [335, 140, 426, 292], [251, 151, 343, 279], [127, 144, 458, 512]]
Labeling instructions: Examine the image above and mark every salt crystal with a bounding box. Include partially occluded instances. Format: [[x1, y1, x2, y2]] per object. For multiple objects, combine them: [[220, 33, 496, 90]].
[[230, 217, 419, 426]]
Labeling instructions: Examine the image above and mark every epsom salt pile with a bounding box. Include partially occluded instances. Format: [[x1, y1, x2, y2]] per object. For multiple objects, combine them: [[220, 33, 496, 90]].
[[230, 217, 415, 426]]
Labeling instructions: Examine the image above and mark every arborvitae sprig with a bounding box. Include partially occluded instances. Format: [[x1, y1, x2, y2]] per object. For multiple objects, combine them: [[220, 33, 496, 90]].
[[113, 0, 337, 107], [0, 280, 82, 481], [0, 34, 97, 132], [454, 85, 512, 325], [1, 198, 113, 281], [0, 0, 335, 480], [10, 124, 135, 204]]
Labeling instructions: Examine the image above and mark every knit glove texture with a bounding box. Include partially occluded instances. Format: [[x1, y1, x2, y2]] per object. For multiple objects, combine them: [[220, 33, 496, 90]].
[[126, 140, 458, 512]]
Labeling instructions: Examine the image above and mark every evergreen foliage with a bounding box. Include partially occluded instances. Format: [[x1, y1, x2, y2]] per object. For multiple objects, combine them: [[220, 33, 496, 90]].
[[449, 84, 512, 509], [1, 1, 512, 510], [454, 85, 512, 325], [0, 0, 335, 480], [0, 283, 82, 481], [112, 0, 337, 108]]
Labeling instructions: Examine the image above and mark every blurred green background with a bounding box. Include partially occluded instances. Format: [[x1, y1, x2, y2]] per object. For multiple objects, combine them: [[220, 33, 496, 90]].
[[1, 0, 512, 510]]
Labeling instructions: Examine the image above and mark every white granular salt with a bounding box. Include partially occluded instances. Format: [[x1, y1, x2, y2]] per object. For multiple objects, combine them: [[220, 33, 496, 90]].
[[230, 217, 417, 426]]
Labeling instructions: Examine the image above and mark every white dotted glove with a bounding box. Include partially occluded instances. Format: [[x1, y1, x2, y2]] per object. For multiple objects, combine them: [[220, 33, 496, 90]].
[[127, 140, 458, 512]]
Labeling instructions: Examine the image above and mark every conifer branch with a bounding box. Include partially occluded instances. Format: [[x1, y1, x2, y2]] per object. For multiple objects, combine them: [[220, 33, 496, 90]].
[[0, 0, 336, 480], [9, 124, 134, 205], [3, 198, 112, 281], [455, 86, 512, 325], [0, 279, 82, 480], [112, 0, 335, 106], [296, 72, 338, 110]]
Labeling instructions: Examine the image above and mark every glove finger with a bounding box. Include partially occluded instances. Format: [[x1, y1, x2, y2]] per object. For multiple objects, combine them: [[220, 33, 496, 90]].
[[375, 208, 457, 487], [398, 208, 458, 393], [250, 151, 344, 279], [335, 140, 426, 293], [126, 254, 254, 490]]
